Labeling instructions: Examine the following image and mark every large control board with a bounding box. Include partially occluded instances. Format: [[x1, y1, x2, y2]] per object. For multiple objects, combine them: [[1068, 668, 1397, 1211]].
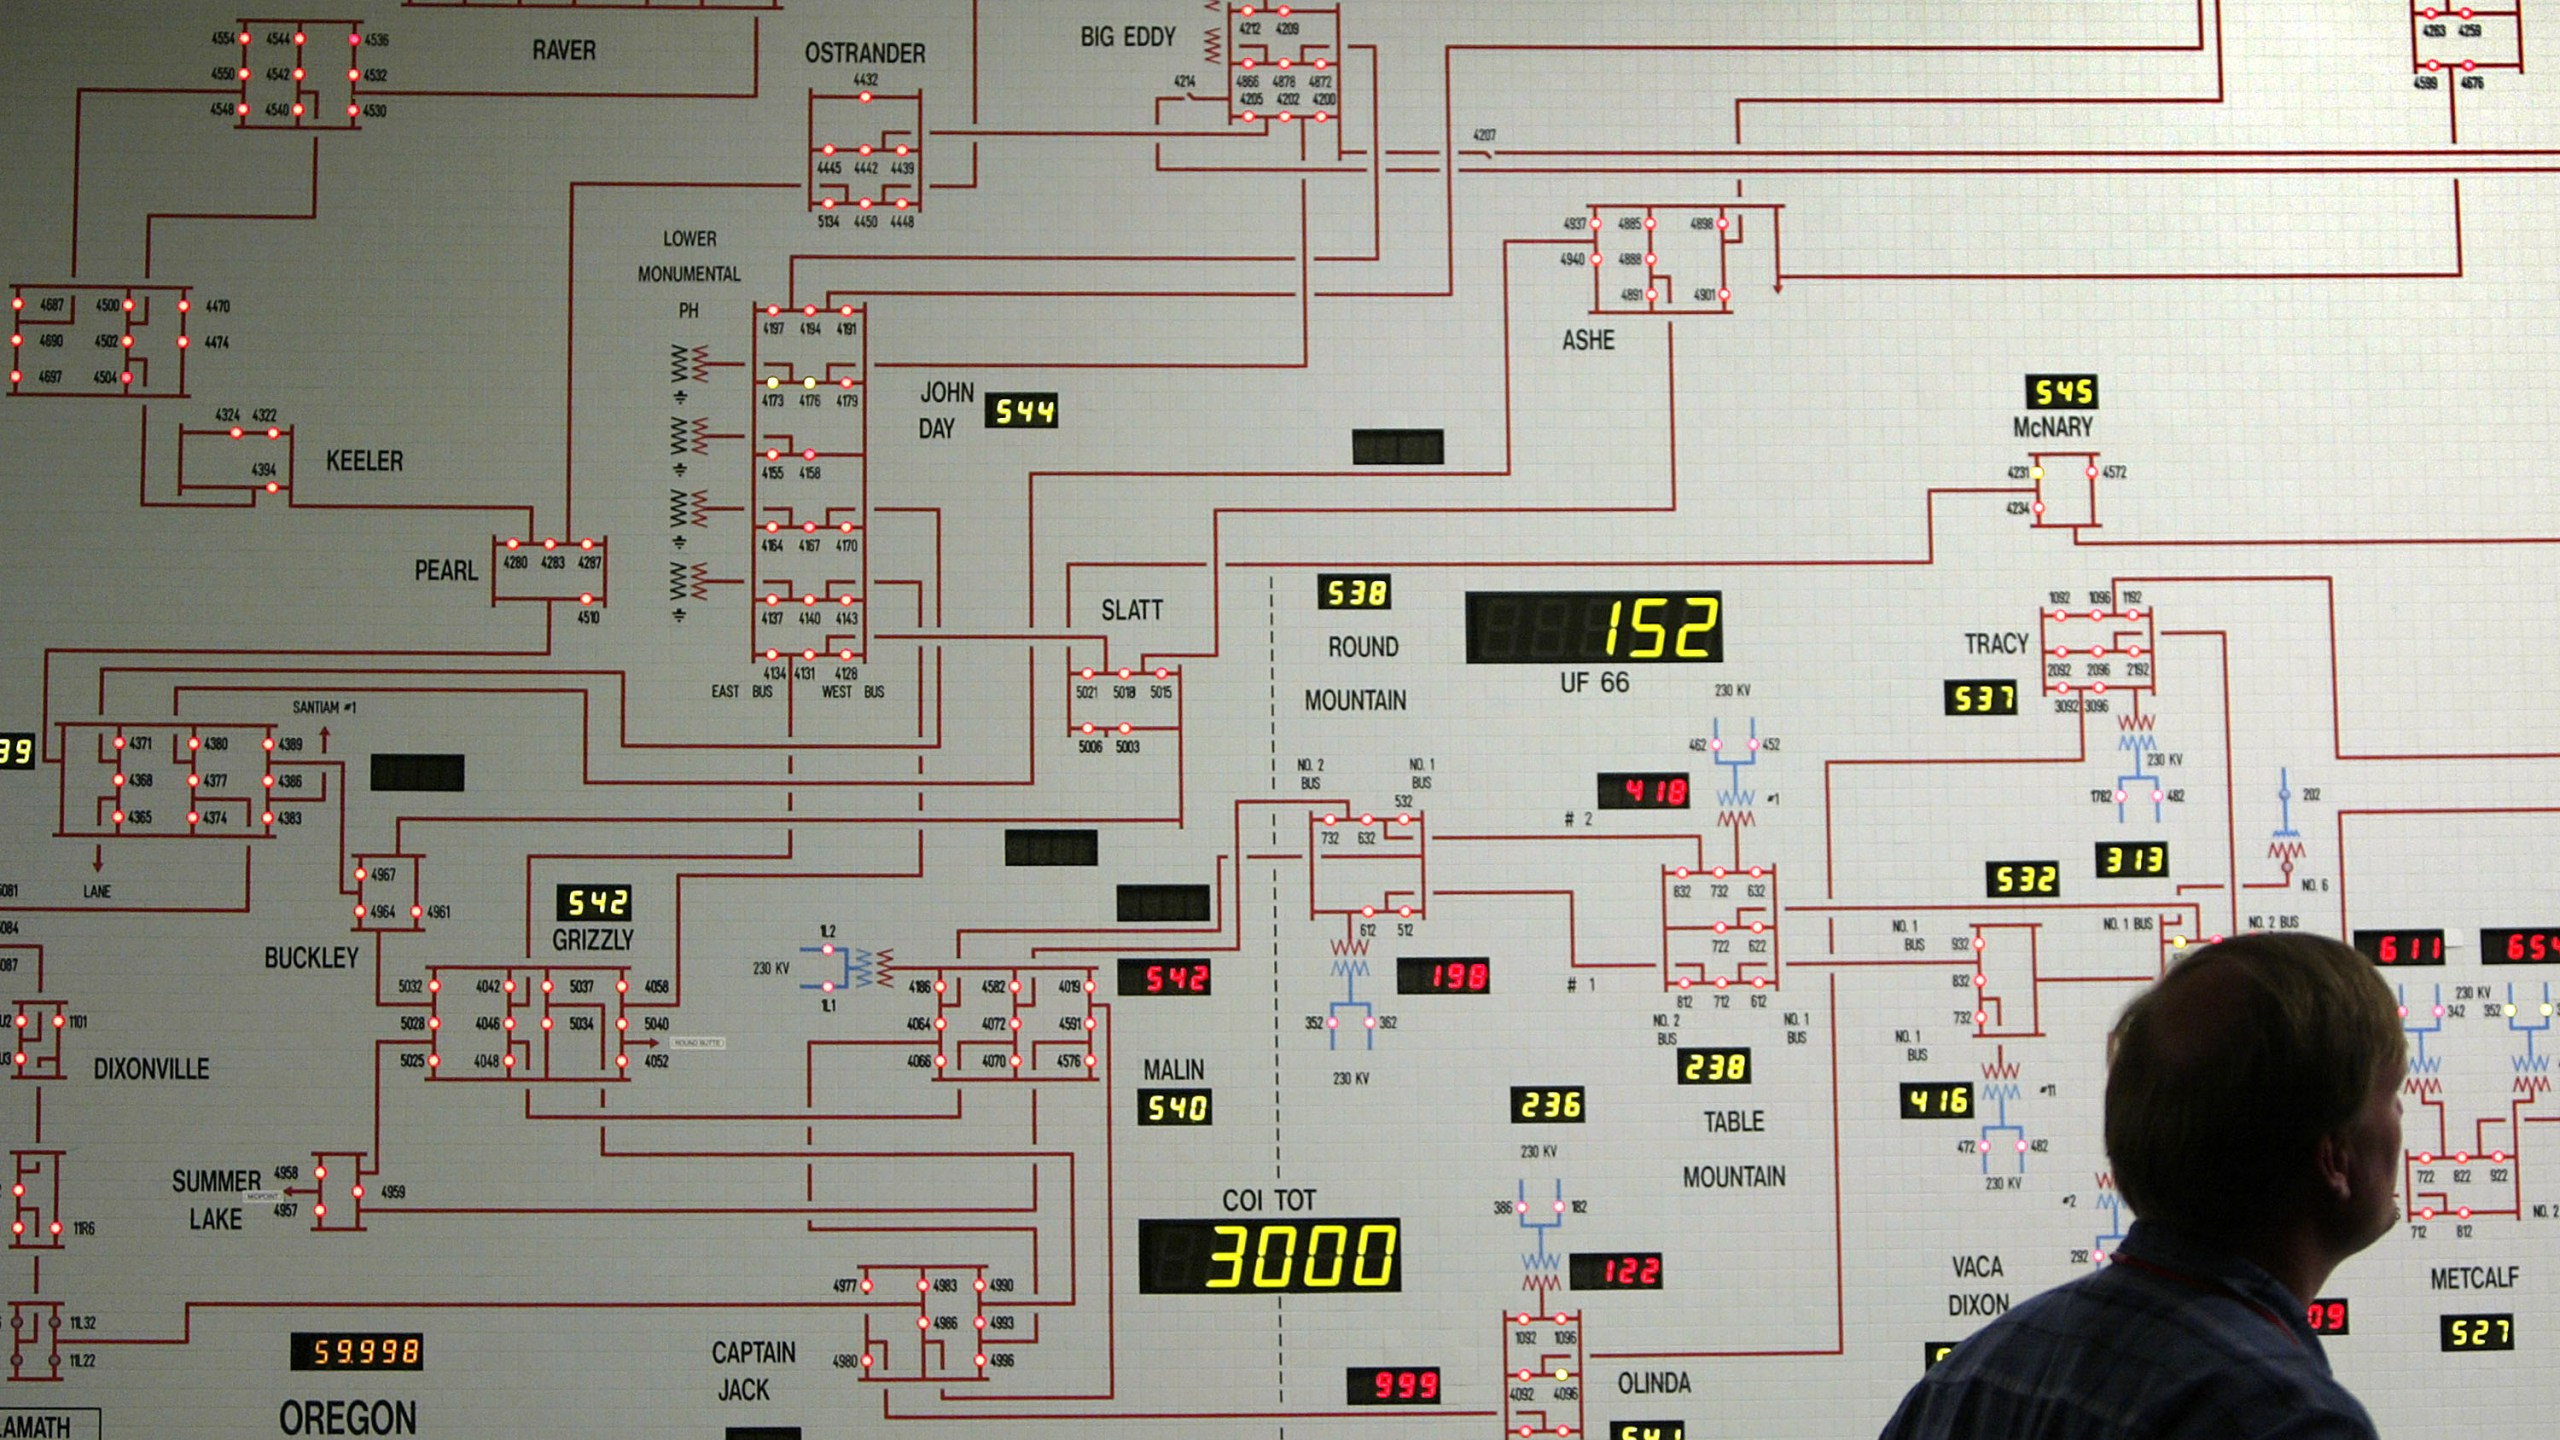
[[2, 3, 2557, 1436]]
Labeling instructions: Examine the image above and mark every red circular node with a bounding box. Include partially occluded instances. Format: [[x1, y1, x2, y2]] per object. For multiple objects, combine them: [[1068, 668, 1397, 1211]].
[[178, 335, 191, 348], [505, 537, 520, 548], [112, 774, 125, 788], [766, 305, 781, 315], [293, 67, 305, 80], [1975, 1010, 1988, 1024], [1714, 977, 1730, 989], [1590, 252, 1604, 266], [119, 371, 133, 384], [1008, 1054, 1021, 1067], [858, 91, 874, 103], [291, 103, 305, 116], [857, 198, 874, 209], [2464, 59, 2477, 70], [350, 31, 362, 44], [428, 1017, 439, 1030], [237, 103, 251, 116], [348, 69, 359, 82], [616, 979, 628, 993], [429, 979, 442, 993], [240, 67, 252, 80], [1677, 977, 1693, 989], [293, 31, 307, 44], [1315, 58, 1329, 68], [187, 811, 200, 825], [1644, 289, 1657, 301], [239, 30, 251, 44], [1241, 58, 1256, 69], [1644, 252, 1656, 265]]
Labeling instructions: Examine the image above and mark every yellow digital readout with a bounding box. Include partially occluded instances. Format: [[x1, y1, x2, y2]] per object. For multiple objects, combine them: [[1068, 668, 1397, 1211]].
[[291, 1332, 423, 1371], [1677, 1047, 1750, 1084], [984, 392, 1060, 428], [1899, 1082, 1974, 1119], [554, 883, 633, 922], [1985, 861, 2059, 897], [1605, 596, 1719, 660], [1943, 680, 2018, 716], [1511, 1085, 1586, 1122], [1202, 1221, 1399, 1290], [1319, 573, 1391, 609], [2095, 842, 2169, 879], [2441, 1314, 2514, 1351], [0, 733, 33, 770]]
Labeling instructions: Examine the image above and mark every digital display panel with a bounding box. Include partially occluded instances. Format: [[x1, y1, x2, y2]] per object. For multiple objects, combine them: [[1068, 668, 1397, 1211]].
[[1464, 592, 1723, 664], [2355, 929, 2447, 967], [291, 1333, 424, 1372], [1942, 680, 2018, 716], [2094, 842, 2168, 879], [1136, 1219, 1402, 1294], [1985, 861, 2059, 897], [553, 883, 633, 922], [2481, 928, 2560, 965], [0, 733, 33, 769], [1396, 956, 1491, 994], [1899, 1083, 1974, 1119], [1345, 1366, 1441, 1405], [1116, 958, 1211, 996], [1599, 772, 1690, 809], [1568, 1251, 1664, 1290]]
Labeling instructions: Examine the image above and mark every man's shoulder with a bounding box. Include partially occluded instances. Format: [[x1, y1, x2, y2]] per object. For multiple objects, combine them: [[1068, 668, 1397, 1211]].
[[1878, 1266, 2374, 1440]]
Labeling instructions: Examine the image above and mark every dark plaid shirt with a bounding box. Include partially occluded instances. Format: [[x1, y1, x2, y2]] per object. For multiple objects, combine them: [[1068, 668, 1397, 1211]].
[[1879, 1221, 2377, 1440]]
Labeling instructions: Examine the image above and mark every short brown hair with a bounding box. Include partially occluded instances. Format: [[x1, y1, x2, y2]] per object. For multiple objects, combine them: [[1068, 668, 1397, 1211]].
[[2103, 932, 2403, 1240]]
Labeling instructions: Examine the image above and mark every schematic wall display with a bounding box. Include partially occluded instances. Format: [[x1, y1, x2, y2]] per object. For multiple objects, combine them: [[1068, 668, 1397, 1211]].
[[1943, 680, 2019, 716], [1316, 573, 1392, 610], [1116, 958, 1211, 996], [1396, 956, 1491, 994], [983, 392, 1059, 429], [289, 1333, 424, 1372], [2483, 928, 2560, 964], [2023, 374, 2100, 409], [1136, 1220, 1404, 1293], [554, 883, 634, 922], [2355, 929, 2448, 967], [13, 2, 2560, 1435], [1464, 592, 1723, 664]]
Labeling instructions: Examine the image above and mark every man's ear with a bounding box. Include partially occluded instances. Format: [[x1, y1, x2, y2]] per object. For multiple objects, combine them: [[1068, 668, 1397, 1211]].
[[2313, 1131, 2353, 1204]]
